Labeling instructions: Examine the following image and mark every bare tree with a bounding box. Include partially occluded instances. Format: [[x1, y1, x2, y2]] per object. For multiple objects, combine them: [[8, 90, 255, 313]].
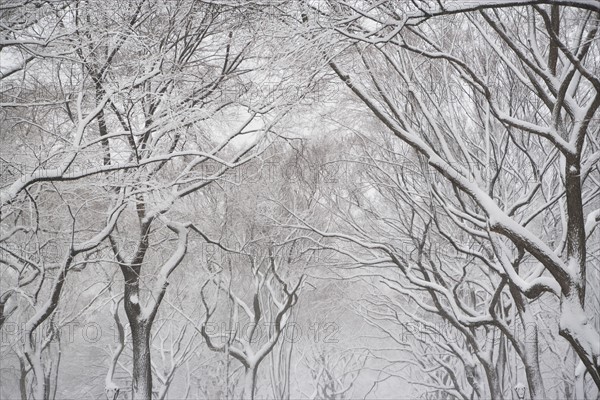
[[2, 1, 291, 398], [199, 239, 303, 400], [298, 0, 600, 390]]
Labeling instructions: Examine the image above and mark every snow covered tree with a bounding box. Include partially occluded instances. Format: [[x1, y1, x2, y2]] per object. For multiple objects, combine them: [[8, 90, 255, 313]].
[[303, 0, 600, 393]]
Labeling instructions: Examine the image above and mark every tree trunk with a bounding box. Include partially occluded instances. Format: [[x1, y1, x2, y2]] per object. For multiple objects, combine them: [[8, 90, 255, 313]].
[[243, 366, 257, 400], [522, 323, 546, 399], [19, 357, 28, 400], [481, 359, 502, 400], [510, 285, 547, 399], [559, 293, 600, 389], [574, 361, 587, 399], [30, 353, 47, 400], [122, 251, 155, 400], [130, 319, 153, 400]]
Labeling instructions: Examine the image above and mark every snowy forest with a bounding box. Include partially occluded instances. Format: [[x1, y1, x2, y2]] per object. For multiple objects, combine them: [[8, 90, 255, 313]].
[[1, 1, 599, 399]]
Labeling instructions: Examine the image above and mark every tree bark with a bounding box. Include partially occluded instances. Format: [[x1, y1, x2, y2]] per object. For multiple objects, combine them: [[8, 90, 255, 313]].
[[19, 357, 28, 400], [243, 366, 257, 400], [522, 321, 546, 399], [559, 293, 600, 389], [33, 370, 46, 400], [481, 360, 502, 400], [130, 319, 153, 400], [509, 285, 547, 398], [123, 277, 154, 400]]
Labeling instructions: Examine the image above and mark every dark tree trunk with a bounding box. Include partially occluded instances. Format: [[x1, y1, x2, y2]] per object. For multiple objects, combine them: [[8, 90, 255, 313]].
[[130, 320, 153, 400], [123, 277, 154, 400]]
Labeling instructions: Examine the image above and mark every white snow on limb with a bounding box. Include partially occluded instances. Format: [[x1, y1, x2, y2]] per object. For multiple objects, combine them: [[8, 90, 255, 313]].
[[585, 208, 600, 236], [560, 297, 600, 360], [105, 383, 120, 400], [0, 68, 160, 208], [402, 0, 600, 16], [130, 294, 139, 305], [351, 1, 599, 33], [105, 381, 119, 390]]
